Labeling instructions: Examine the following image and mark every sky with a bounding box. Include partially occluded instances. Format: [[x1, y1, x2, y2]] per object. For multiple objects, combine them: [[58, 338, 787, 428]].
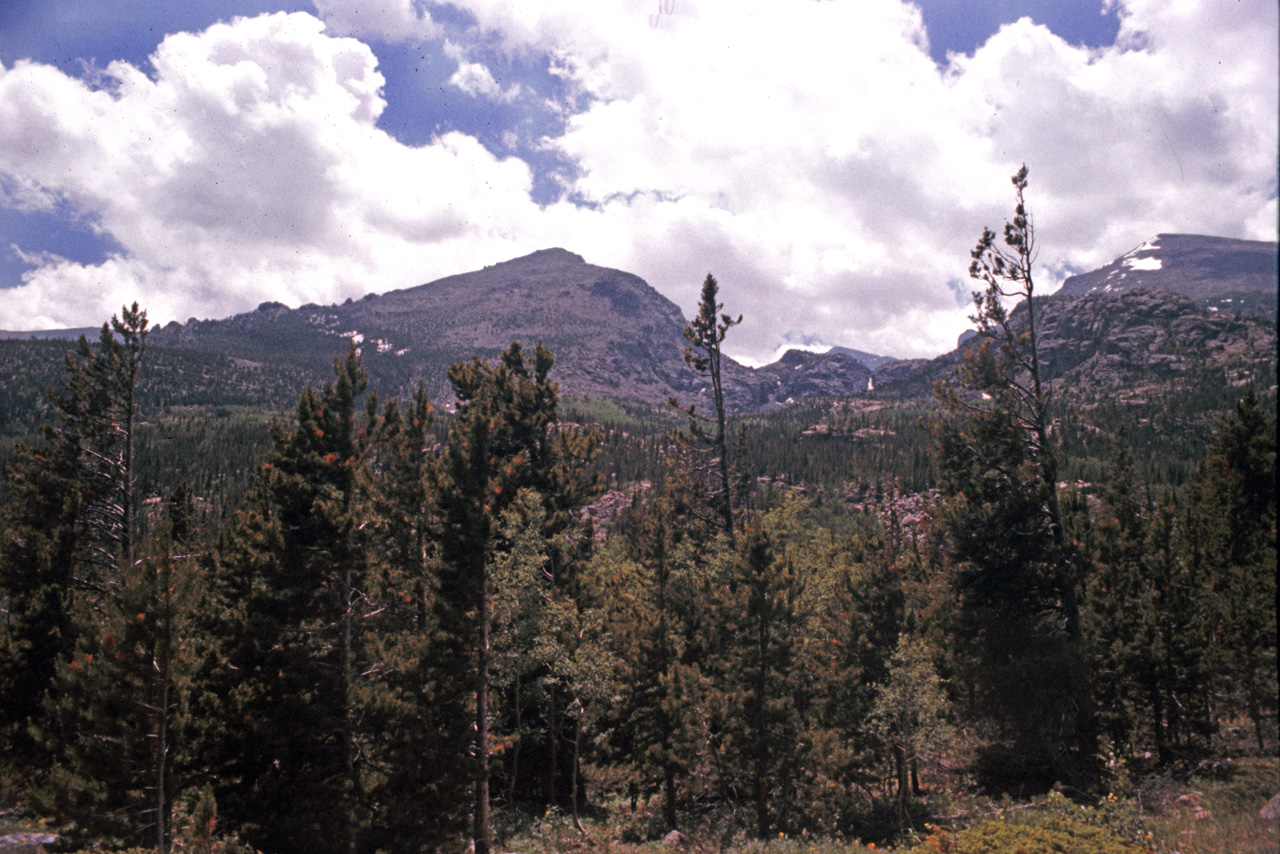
[[0, 1, 1276, 363]]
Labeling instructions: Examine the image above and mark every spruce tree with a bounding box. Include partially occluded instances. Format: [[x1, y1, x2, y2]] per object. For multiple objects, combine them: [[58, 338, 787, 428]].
[[934, 166, 1095, 784], [435, 341, 595, 854], [671, 274, 741, 536], [201, 346, 373, 854]]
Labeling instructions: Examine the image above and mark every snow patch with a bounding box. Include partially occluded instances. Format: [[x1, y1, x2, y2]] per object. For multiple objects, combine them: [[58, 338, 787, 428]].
[[1124, 256, 1163, 271]]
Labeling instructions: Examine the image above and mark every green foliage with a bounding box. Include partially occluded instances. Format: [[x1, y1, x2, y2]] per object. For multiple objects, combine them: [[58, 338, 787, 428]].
[[4, 297, 1276, 854], [671, 273, 741, 535], [868, 635, 955, 815], [902, 815, 1146, 854], [934, 167, 1094, 785], [1182, 390, 1277, 751], [197, 346, 376, 854], [435, 340, 599, 853]]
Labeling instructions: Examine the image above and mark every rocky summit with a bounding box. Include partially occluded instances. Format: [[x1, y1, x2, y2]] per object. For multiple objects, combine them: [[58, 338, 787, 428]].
[[149, 248, 883, 410], [1055, 233, 1278, 319], [871, 285, 1276, 401], [129, 234, 1278, 411]]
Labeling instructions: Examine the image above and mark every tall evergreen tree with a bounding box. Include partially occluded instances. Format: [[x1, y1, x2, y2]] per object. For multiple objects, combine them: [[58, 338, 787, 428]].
[[671, 274, 741, 536], [35, 484, 206, 850], [1085, 434, 1149, 754], [435, 341, 595, 854], [358, 389, 474, 851], [0, 305, 149, 789], [596, 469, 713, 831], [201, 346, 373, 854], [712, 521, 810, 836], [1183, 390, 1276, 751], [934, 166, 1095, 784]]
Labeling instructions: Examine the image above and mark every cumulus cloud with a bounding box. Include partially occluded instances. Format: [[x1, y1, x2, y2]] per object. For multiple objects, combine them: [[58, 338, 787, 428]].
[[0, 12, 551, 328], [443, 40, 522, 101], [0, 1, 1274, 361], [442, 0, 1277, 358], [313, 0, 438, 42]]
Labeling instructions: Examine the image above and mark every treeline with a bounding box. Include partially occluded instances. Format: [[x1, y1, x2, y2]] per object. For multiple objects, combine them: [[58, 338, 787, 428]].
[[1, 287, 1276, 854], [0, 337, 314, 440]]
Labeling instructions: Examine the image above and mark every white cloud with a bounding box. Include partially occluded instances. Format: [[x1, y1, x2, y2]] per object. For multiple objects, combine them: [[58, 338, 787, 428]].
[[442, 40, 522, 101], [442, 0, 1277, 358], [0, 12, 545, 328], [0, 1, 1274, 362], [312, 0, 438, 42]]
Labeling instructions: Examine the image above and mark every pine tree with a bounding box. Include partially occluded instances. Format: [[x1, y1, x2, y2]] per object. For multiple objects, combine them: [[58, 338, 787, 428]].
[[201, 346, 373, 854], [0, 305, 150, 799], [1084, 434, 1149, 754], [934, 166, 1095, 783], [358, 389, 473, 851], [712, 520, 810, 836], [671, 274, 742, 536], [596, 470, 713, 830], [1183, 391, 1276, 751], [34, 484, 206, 850], [435, 341, 595, 854]]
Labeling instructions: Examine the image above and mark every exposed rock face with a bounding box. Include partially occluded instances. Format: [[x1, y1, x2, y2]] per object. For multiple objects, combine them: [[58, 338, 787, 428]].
[[873, 286, 1277, 398], [1056, 233, 1278, 319], [150, 249, 879, 410], [740, 349, 873, 408]]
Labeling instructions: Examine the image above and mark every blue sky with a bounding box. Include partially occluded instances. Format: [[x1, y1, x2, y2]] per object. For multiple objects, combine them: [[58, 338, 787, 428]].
[[0, 0, 1274, 360]]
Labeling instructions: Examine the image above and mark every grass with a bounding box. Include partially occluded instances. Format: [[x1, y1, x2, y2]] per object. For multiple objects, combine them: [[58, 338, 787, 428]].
[[494, 746, 1277, 854], [1140, 755, 1279, 854]]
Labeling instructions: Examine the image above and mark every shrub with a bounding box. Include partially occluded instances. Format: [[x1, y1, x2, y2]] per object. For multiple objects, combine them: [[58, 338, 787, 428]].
[[901, 816, 1147, 854]]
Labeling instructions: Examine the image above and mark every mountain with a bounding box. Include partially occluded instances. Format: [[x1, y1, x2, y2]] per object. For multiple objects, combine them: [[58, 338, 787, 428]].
[[872, 286, 1277, 401], [0, 327, 100, 340], [827, 345, 897, 370], [741, 349, 873, 407], [8, 235, 1271, 421], [1055, 234, 1278, 319], [150, 249, 693, 403], [872, 233, 1278, 399], [149, 248, 879, 410]]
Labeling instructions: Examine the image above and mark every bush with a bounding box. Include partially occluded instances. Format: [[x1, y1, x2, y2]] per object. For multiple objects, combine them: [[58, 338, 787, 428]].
[[901, 816, 1147, 854]]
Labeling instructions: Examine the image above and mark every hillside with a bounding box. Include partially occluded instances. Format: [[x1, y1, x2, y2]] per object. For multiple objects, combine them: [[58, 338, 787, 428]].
[[148, 248, 881, 410], [3, 234, 1272, 426], [1055, 233, 1278, 318]]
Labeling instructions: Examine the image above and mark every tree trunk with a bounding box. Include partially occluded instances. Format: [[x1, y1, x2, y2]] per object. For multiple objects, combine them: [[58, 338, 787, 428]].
[[474, 560, 491, 854], [663, 765, 677, 830], [343, 565, 357, 854], [895, 743, 909, 815]]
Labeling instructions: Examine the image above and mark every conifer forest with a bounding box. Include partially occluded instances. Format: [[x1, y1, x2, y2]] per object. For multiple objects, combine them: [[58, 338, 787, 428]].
[[0, 181, 1276, 854]]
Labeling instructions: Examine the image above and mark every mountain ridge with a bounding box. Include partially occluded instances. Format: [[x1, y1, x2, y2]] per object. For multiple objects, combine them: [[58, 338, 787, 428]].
[[8, 233, 1273, 413], [1055, 233, 1277, 318]]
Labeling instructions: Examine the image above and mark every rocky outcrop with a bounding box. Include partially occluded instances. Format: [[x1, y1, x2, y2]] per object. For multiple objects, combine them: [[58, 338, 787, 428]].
[[873, 286, 1276, 399]]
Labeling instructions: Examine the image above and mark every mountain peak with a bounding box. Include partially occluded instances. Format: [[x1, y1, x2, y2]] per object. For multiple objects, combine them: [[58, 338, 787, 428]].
[[1057, 233, 1277, 319], [493, 248, 586, 269]]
